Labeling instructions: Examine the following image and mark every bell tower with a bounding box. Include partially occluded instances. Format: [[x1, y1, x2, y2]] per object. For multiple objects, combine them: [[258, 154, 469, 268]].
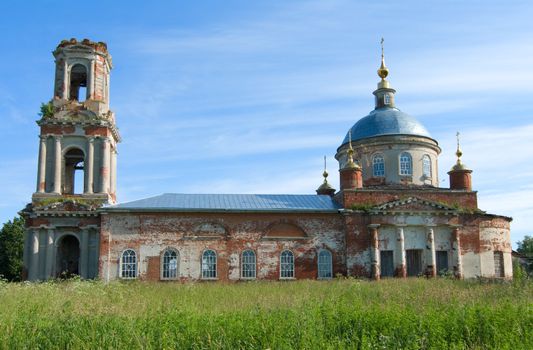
[[23, 39, 120, 281], [33, 38, 120, 202]]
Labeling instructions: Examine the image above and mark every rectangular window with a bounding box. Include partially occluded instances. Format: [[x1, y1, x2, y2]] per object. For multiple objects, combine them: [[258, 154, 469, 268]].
[[436, 251, 449, 275], [494, 251, 504, 277], [406, 249, 423, 277], [380, 250, 394, 278]]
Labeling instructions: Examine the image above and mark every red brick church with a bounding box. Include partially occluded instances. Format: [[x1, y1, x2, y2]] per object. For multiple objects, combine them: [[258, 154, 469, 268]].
[[22, 39, 512, 282]]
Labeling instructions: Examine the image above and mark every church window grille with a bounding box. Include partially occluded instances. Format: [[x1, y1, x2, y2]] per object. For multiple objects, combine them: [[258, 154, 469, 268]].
[[317, 249, 333, 279], [422, 155, 431, 177], [162, 249, 179, 280], [280, 250, 295, 279], [120, 249, 137, 279], [373, 154, 385, 177], [201, 250, 217, 279], [384, 94, 390, 105], [399, 152, 412, 175], [241, 250, 256, 279]]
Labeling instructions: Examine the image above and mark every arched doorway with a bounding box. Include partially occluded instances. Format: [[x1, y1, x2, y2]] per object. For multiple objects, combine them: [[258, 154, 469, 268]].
[[56, 235, 80, 278]]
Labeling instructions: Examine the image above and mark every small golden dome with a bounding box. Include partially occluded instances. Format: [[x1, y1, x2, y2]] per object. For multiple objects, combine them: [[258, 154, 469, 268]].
[[377, 38, 389, 80], [377, 59, 389, 80]]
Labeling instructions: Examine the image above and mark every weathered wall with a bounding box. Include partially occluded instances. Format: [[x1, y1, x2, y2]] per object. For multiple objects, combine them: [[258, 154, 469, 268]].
[[99, 212, 345, 281], [24, 215, 100, 281], [337, 189, 478, 210]]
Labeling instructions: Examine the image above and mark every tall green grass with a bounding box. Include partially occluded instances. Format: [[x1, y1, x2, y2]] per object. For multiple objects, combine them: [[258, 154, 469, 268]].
[[0, 278, 531, 349]]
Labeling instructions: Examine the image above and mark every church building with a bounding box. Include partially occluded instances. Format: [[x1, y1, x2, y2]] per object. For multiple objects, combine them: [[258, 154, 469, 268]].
[[21, 39, 512, 281]]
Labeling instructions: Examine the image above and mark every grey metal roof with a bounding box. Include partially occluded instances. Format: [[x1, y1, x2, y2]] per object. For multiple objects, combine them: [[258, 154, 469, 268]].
[[104, 193, 341, 213], [341, 107, 432, 145]]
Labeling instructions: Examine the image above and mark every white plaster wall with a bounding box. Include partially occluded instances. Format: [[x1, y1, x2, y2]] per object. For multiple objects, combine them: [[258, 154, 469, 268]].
[[479, 226, 512, 278], [335, 136, 440, 186], [462, 252, 480, 279]]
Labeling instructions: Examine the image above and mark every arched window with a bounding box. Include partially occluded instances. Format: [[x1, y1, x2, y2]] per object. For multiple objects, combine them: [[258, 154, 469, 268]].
[[384, 94, 391, 105], [161, 249, 179, 280], [201, 250, 217, 279], [399, 152, 412, 175], [372, 154, 385, 177], [422, 155, 431, 178], [241, 250, 256, 279], [64, 148, 85, 195], [120, 249, 137, 279], [317, 250, 333, 279], [280, 250, 295, 279], [69, 64, 88, 101]]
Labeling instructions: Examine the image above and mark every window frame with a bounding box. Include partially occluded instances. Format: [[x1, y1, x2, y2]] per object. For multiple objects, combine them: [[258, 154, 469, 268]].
[[120, 249, 137, 279], [384, 94, 391, 105], [317, 249, 333, 279], [399, 152, 413, 176], [422, 154, 432, 178], [280, 250, 295, 279], [241, 250, 257, 280], [372, 153, 385, 177], [201, 249, 217, 280], [161, 248, 179, 281]]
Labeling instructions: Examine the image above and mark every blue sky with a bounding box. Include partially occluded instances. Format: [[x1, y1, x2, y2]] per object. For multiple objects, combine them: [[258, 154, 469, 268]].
[[0, 1, 532, 247]]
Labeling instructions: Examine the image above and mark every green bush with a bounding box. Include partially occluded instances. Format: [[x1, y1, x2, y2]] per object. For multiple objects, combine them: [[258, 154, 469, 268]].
[[0, 216, 24, 281]]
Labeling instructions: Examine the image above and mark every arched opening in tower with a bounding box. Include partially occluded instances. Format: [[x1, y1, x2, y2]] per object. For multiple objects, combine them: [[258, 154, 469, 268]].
[[69, 64, 88, 102], [64, 148, 85, 194], [56, 235, 80, 278]]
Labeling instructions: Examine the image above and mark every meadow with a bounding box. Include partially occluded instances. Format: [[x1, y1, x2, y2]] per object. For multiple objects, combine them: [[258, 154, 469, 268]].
[[0, 278, 531, 349]]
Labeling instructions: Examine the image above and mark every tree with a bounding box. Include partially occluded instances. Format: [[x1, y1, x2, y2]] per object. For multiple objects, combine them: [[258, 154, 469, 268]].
[[516, 235, 533, 276], [517, 235, 533, 256], [0, 215, 25, 281]]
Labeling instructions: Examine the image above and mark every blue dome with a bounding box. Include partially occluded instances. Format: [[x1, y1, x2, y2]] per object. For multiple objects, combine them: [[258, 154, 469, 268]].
[[341, 107, 432, 145]]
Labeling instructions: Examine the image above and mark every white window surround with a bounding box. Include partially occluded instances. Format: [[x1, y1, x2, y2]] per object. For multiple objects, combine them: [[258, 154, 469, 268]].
[[280, 250, 295, 279], [372, 154, 385, 177], [399, 152, 413, 176], [161, 248, 179, 280], [120, 249, 137, 279], [241, 250, 257, 279], [201, 249, 217, 279], [422, 154, 431, 178]]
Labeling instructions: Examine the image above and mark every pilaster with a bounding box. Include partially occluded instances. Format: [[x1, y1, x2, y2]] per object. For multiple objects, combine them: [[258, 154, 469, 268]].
[[80, 228, 89, 278], [396, 225, 406, 278], [99, 138, 110, 194], [369, 224, 380, 280], [29, 229, 40, 281], [53, 135, 62, 194], [85, 137, 95, 194], [452, 226, 463, 279], [45, 228, 55, 278], [36, 135, 48, 193], [426, 226, 437, 277]]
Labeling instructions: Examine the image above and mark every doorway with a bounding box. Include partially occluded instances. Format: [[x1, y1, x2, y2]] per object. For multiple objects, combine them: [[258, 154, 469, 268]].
[[406, 249, 423, 277], [380, 250, 394, 278], [56, 235, 80, 278]]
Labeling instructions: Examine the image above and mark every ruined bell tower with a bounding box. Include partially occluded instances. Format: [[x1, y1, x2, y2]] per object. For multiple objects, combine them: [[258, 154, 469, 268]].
[[22, 39, 120, 281]]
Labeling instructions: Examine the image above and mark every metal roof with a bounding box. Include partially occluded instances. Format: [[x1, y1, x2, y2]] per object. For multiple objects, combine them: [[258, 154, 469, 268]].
[[341, 107, 432, 145], [104, 193, 341, 213]]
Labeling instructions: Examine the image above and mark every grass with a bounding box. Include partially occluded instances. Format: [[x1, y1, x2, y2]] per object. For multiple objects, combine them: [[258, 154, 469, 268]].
[[0, 278, 531, 349]]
